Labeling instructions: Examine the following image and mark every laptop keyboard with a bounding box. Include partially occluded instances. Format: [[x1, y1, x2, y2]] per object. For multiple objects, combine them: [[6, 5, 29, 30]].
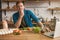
[[43, 31, 54, 38]]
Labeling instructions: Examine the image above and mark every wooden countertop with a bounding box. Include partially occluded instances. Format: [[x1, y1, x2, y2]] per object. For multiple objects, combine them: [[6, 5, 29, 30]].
[[0, 30, 53, 40], [0, 32, 60, 40]]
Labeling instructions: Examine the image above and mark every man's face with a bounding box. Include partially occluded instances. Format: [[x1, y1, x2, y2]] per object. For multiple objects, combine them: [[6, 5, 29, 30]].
[[17, 2, 24, 10]]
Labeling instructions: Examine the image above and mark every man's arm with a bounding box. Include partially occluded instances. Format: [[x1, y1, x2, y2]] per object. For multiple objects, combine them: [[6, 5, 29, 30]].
[[13, 11, 24, 28], [14, 16, 23, 28], [28, 10, 44, 29], [37, 22, 44, 29]]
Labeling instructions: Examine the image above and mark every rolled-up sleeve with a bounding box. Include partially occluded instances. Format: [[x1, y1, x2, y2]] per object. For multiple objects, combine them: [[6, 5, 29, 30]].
[[13, 13, 18, 24], [28, 10, 40, 23]]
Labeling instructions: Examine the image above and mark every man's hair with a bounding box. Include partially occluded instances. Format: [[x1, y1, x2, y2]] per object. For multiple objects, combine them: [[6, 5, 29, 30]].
[[16, 1, 24, 6]]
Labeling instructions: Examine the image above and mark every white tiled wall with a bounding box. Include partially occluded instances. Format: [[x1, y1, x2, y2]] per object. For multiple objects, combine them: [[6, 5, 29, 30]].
[[2, 0, 60, 21]]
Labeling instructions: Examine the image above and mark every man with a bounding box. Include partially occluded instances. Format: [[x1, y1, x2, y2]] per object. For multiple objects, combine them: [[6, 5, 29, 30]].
[[13, 2, 44, 30]]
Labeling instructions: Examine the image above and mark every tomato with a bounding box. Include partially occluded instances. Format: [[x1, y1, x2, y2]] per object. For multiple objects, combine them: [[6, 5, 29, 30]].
[[13, 29, 22, 35], [27, 27, 32, 31]]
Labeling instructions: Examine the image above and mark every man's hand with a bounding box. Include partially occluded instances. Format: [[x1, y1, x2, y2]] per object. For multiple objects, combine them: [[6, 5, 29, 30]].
[[19, 10, 24, 18], [19, 5, 24, 18]]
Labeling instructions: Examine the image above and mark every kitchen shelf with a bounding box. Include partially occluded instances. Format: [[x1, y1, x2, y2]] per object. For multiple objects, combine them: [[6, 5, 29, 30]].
[[25, 0, 50, 2], [48, 7, 60, 15], [1, 0, 51, 2], [48, 7, 60, 11], [2, 0, 25, 2], [0, 8, 18, 11]]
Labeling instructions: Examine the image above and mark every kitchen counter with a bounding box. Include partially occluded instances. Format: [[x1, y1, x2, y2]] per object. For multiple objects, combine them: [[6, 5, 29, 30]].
[[0, 30, 60, 40], [0, 30, 52, 40]]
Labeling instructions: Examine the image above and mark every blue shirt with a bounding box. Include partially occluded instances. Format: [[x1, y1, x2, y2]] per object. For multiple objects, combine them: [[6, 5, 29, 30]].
[[13, 9, 40, 27]]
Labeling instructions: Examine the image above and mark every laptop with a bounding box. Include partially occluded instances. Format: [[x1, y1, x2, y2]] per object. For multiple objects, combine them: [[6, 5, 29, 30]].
[[43, 21, 60, 38]]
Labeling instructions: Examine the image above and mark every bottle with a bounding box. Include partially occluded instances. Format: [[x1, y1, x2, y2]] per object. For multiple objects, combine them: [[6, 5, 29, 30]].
[[2, 20, 8, 30], [46, 18, 48, 22]]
